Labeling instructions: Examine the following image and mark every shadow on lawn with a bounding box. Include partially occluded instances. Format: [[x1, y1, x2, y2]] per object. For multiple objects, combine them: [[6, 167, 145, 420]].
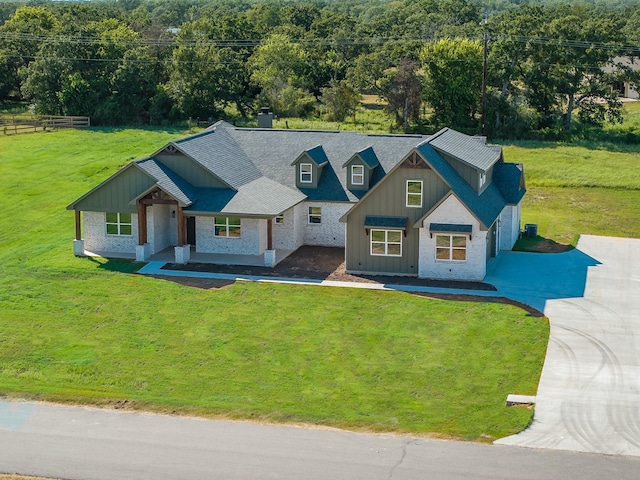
[[86, 256, 143, 274]]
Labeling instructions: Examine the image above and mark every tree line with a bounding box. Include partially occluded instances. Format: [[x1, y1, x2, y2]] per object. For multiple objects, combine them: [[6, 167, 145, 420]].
[[1, 0, 639, 139]]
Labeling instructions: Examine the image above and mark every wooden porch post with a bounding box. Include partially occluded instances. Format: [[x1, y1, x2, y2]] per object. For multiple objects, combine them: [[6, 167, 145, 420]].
[[177, 206, 186, 246], [74, 210, 81, 240], [137, 202, 148, 245], [267, 218, 273, 250]]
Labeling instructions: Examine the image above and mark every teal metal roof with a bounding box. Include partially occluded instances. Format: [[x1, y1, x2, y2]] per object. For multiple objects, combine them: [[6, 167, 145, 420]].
[[430, 223, 473, 233], [341, 146, 380, 169], [416, 143, 506, 229], [356, 146, 380, 168], [492, 162, 526, 205], [364, 215, 408, 229]]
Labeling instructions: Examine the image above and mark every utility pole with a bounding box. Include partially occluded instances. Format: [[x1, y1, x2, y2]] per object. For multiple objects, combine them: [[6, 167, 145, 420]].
[[481, 16, 488, 136]]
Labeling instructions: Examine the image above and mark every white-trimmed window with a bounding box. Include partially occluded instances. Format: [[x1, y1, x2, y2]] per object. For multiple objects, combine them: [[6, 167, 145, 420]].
[[435, 234, 467, 261], [308, 206, 321, 224], [300, 163, 313, 183], [406, 180, 423, 207], [275, 214, 284, 224], [106, 212, 132, 236], [370, 229, 402, 256], [479, 172, 486, 189], [351, 165, 364, 185], [214, 217, 241, 237]]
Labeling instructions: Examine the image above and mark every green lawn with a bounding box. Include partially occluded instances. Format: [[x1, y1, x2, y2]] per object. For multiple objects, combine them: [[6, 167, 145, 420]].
[[0, 128, 548, 441], [503, 134, 640, 245]]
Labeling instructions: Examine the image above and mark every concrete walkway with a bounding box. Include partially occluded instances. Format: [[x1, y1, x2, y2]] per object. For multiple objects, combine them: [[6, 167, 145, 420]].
[[139, 235, 640, 457]]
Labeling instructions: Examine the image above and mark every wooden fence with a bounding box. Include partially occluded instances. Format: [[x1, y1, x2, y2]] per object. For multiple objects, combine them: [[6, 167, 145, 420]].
[[0, 115, 91, 135]]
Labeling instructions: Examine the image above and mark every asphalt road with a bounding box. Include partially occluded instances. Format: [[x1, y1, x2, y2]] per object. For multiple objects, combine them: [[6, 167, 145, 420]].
[[1, 401, 640, 480]]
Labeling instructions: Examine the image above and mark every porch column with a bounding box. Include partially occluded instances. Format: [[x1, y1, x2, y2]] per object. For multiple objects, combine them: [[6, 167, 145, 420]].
[[74, 210, 82, 240], [73, 209, 85, 256], [137, 202, 148, 245], [177, 206, 186, 246], [264, 218, 276, 267]]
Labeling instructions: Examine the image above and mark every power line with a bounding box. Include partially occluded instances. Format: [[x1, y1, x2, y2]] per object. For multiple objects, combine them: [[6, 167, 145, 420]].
[[1, 31, 639, 54]]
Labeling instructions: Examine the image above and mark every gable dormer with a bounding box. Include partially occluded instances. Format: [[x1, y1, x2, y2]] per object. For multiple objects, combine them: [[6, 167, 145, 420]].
[[342, 146, 380, 191], [291, 145, 329, 189], [428, 128, 502, 194]]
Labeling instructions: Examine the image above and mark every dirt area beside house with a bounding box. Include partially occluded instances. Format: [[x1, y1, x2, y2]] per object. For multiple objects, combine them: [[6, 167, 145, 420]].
[[514, 236, 574, 253], [161, 246, 497, 291]]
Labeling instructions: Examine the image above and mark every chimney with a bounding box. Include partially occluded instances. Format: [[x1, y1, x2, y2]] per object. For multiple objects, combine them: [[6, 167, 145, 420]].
[[258, 107, 273, 128]]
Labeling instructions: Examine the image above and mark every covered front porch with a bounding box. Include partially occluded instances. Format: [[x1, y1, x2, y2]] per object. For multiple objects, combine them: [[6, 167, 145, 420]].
[[73, 186, 291, 267], [80, 246, 294, 267], [149, 246, 294, 267]]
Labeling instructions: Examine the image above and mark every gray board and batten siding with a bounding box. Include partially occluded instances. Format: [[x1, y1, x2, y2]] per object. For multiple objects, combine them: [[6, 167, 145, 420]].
[[439, 150, 493, 193], [345, 151, 450, 276], [70, 164, 156, 214]]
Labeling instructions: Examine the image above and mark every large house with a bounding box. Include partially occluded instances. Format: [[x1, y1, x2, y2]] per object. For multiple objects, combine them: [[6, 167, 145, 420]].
[[68, 120, 525, 281]]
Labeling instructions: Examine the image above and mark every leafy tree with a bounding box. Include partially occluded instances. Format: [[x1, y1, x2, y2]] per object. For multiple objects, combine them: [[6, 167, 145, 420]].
[[421, 38, 482, 130], [487, 5, 546, 134], [166, 11, 256, 119], [524, 4, 626, 131], [57, 72, 95, 116], [0, 6, 59, 101], [321, 79, 360, 122], [381, 58, 422, 129], [248, 33, 313, 115]]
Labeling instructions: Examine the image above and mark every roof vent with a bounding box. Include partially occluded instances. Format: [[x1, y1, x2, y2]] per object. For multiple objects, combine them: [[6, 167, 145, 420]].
[[258, 107, 273, 129]]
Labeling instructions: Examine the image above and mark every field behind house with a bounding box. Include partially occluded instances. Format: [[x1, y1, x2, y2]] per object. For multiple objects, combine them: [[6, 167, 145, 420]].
[[503, 139, 640, 246], [0, 127, 551, 442]]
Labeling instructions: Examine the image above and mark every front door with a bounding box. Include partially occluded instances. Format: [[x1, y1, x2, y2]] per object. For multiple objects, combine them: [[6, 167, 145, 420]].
[[186, 217, 196, 246]]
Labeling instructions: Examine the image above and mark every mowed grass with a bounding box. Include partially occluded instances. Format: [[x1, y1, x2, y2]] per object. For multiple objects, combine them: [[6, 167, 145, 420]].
[[520, 186, 640, 245], [0, 128, 548, 441], [502, 114, 640, 245]]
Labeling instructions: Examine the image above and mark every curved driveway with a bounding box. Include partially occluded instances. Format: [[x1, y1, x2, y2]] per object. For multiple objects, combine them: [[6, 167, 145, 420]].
[[491, 235, 640, 456]]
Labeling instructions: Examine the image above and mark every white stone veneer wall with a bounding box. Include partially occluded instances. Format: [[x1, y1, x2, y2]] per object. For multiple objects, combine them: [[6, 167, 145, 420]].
[[148, 205, 173, 254], [196, 216, 265, 255], [302, 201, 351, 247], [84, 211, 138, 254], [498, 204, 521, 251], [272, 204, 306, 251], [418, 195, 487, 281]]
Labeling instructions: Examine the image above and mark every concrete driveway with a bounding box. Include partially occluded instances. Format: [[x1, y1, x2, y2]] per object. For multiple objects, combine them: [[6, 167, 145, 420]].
[[490, 235, 640, 456]]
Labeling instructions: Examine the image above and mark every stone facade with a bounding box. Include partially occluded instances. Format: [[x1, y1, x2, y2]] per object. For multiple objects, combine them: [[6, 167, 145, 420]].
[[302, 201, 351, 247], [272, 204, 305, 251], [196, 216, 266, 255], [84, 211, 138, 254], [498, 204, 521, 251], [148, 204, 173, 254], [418, 195, 487, 281]]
